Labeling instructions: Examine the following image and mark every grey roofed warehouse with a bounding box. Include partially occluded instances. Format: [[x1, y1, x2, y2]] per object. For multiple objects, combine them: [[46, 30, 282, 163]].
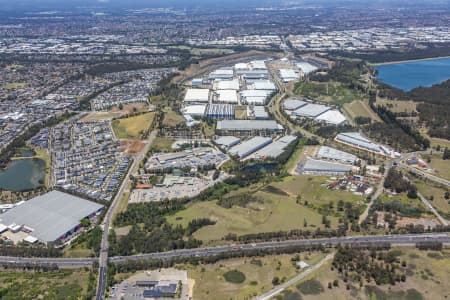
[[0, 190, 104, 243], [216, 120, 283, 131]]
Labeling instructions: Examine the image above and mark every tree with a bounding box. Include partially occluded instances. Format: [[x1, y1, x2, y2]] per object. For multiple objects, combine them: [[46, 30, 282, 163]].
[[80, 218, 91, 228], [443, 148, 450, 160], [272, 276, 280, 286]]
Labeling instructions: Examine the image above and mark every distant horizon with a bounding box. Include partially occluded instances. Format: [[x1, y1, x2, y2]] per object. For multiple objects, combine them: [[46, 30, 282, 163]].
[[0, 0, 448, 12]]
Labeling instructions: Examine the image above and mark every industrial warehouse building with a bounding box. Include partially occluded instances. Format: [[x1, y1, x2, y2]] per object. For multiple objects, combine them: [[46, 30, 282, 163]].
[[205, 104, 235, 119], [279, 69, 299, 82], [215, 79, 240, 90], [293, 103, 330, 118], [208, 68, 234, 80], [299, 158, 353, 175], [296, 61, 318, 74], [253, 135, 298, 159], [0, 191, 104, 243], [335, 132, 385, 154], [315, 109, 347, 125], [240, 90, 273, 105], [229, 136, 272, 158], [184, 88, 210, 103], [316, 146, 358, 164], [283, 98, 308, 111], [215, 136, 241, 149], [247, 106, 269, 119], [182, 105, 207, 118], [214, 89, 239, 103], [216, 120, 283, 136], [248, 80, 277, 90]]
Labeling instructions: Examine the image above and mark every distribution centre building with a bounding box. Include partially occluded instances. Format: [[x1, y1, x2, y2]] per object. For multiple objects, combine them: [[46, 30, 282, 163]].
[[316, 146, 358, 164], [228, 136, 272, 158], [184, 88, 210, 103], [216, 120, 283, 136], [0, 190, 104, 243], [299, 158, 353, 175]]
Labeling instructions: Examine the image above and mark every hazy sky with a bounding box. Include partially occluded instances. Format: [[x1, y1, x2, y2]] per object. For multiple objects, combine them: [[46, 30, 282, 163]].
[[0, 0, 446, 12]]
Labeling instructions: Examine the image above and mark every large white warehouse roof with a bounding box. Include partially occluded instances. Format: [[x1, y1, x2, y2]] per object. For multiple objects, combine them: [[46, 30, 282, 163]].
[[314, 109, 347, 125], [215, 89, 238, 103], [184, 88, 210, 103]]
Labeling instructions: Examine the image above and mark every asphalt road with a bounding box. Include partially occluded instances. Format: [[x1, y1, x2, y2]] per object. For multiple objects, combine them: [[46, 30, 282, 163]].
[[399, 162, 450, 187], [96, 131, 158, 300], [0, 233, 448, 269], [108, 233, 450, 264], [358, 161, 393, 224]]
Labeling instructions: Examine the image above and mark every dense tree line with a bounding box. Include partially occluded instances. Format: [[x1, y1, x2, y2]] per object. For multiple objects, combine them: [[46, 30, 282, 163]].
[[223, 226, 347, 243], [311, 60, 369, 87], [377, 79, 450, 140], [367, 104, 429, 150], [332, 246, 406, 286], [0, 241, 62, 257], [328, 44, 450, 63], [110, 244, 327, 276], [371, 199, 424, 219], [111, 201, 217, 255], [383, 169, 417, 196]]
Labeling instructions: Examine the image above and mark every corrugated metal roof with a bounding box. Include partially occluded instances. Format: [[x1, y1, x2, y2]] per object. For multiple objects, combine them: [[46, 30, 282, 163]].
[[317, 146, 357, 164], [293, 103, 330, 118], [229, 136, 272, 158], [217, 120, 282, 131], [303, 158, 352, 173], [0, 191, 103, 242]]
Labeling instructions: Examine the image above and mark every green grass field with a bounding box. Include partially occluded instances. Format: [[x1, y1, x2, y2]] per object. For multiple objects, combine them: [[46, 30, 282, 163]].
[[112, 112, 155, 139], [379, 192, 429, 217], [272, 176, 365, 209], [184, 252, 325, 300], [167, 188, 339, 243], [0, 269, 93, 300], [428, 155, 450, 181], [343, 100, 382, 122], [414, 180, 450, 218], [162, 108, 184, 127], [295, 81, 367, 105], [149, 137, 175, 152]]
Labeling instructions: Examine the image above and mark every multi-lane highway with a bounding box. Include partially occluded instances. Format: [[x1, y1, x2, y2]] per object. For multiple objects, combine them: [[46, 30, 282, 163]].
[[1, 233, 448, 270]]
